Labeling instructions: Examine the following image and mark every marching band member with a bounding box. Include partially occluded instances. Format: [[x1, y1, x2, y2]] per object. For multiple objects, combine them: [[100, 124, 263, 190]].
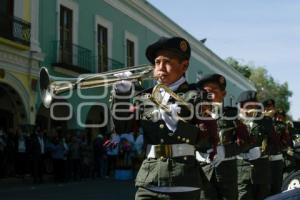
[[112, 36, 217, 200]]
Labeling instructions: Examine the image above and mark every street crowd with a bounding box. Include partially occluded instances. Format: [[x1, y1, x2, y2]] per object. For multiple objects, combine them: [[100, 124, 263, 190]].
[[0, 126, 144, 184]]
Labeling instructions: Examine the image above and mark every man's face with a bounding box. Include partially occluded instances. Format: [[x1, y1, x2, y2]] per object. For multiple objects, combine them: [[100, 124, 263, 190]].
[[203, 82, 226, 103], [265, 104, 275, 111], [275, 115, 285, 122], [153, 50, 188, 86]]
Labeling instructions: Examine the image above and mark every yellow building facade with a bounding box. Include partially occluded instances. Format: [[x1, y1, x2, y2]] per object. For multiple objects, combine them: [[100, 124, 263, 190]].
[[0, 0, 43, 132]]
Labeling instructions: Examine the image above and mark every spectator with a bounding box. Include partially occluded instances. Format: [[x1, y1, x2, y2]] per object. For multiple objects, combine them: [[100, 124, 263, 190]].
[[0, 128, 6, 178], [93, 133, 107, 178], [5, 128, 16, 177], [29, 126, 46, 184], [69, 135, 81, 181], [80, 132, 94, 179], [133, 127, 144, 172], [15, 127, 29, 179], [118, 132, 135, 169], [134, 128, 144, 156], [106, 130, 120, 177], [48, 136, 68, 182]]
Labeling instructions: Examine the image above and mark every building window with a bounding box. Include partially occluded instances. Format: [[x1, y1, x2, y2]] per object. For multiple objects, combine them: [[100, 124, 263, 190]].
[[97, 25, 108, 72], [0, 0, 13, 16], [59, 5, 73, 64], [0, 0, 14, 38], [126, 39, 135, 67]]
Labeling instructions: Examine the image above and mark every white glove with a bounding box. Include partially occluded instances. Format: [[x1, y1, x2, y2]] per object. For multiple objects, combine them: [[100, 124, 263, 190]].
[[212, 145, 225, 167], [160, 103, 181, 132], [113, 71, 133, 93], [247, 147, 261, 160], [195, 151, 211, 163], [114, 71, 132, 79]]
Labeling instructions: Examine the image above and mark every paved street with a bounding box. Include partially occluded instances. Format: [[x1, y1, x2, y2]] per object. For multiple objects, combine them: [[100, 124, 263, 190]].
[[0, 177, 136, 200]]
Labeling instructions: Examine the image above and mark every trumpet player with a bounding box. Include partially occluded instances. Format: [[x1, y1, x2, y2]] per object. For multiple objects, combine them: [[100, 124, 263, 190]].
[[111, 36, 217, 200], [196, 74, 240, 200], [263, 99, 290, 195], [236, 91, 271, 200]]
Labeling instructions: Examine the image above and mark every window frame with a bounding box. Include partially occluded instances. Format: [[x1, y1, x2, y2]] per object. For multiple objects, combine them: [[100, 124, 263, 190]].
[[124, 31, 138, 67], [94, 15, 113, 72]]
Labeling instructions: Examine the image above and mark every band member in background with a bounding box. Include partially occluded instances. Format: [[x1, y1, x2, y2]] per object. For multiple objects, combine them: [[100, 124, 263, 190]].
[[111, 36, 217, 200], [236, 91, 271, 200], [263, 99, 290, 195], [197, 74, 239, 200]]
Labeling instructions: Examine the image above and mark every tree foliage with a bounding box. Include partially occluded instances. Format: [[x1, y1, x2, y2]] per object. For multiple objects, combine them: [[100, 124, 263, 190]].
[[226, 57, 252, 78], [225, 57, 293, 114]]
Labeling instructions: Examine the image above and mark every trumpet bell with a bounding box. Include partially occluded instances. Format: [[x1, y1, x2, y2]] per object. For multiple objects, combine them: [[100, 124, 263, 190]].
[[39, 67, 52, 108], [39, 65, 154, 108]]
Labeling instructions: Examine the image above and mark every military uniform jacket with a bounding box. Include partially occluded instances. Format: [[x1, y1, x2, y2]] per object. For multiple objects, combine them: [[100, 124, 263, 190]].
[[240, 117, 272, 184], [216, 106, 239, 157], [112, 81, 215, 189], [206, 107, 239, 183], [269, 120, 290, 155]]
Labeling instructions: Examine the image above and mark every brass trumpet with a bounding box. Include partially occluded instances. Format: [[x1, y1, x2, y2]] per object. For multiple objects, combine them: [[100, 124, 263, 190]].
[[150, 83, 192, 113], [263, 109, 276, 118], [39, 64, 154, 108], [244, 109, 276, 118]]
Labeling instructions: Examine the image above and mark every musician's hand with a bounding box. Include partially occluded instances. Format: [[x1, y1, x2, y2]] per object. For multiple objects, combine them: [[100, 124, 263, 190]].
[[287, 147, 294, 157], [160, 103, 181, 132], [113, 71, 133, 93], [212, 145, 225, 167], [195, 151, 211, 163], [114, 71, 132, 79], [247, 147, 261, 160]]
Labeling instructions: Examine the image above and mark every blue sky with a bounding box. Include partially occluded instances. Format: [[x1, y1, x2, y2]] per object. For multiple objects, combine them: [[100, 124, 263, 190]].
[[148, 0, 300, 120]]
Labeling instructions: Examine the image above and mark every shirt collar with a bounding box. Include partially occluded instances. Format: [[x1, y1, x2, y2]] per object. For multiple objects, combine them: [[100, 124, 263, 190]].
[[158, 76, 186, 91]]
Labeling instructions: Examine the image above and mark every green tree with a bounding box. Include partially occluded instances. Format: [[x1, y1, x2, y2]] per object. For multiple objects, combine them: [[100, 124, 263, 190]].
[[225, 57, 293, 114], [226, 57, 252, 78]]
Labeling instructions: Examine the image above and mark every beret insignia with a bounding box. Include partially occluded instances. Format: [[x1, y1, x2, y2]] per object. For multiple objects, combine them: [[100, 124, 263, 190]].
[[180, 40, 188, 52], [219, 76, 225, 85]]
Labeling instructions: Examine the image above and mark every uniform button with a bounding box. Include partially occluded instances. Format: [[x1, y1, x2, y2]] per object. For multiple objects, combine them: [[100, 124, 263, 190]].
[[182, 138, 186, 142], [186, 139, 190, 143], [159, 124, 164, 129], [168, 132, 174, 137], [184, 156, 187, 160], [177, 136, 181, 140], [160, 138, 164, 143]]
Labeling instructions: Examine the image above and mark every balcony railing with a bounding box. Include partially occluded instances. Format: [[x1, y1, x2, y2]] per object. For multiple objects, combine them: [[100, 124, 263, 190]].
[[50, 41, 125, 74], [0, 14, 31, 46], [51, 40, 94, 73], [98, 56, 124, 72]]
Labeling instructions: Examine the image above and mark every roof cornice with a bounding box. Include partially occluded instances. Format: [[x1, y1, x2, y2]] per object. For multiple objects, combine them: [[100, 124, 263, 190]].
[[105, 0, 255, 90]]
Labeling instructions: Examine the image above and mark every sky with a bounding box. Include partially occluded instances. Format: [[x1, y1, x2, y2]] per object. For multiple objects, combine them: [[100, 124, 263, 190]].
[[147, 0, 300, 120]]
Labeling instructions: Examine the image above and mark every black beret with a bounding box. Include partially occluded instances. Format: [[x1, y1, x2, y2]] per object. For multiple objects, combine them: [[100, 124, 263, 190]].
[[197, 74, 226, 90], [237, 90, 257, 104], [146, 37, 191, 64], [263, 99, 275, 107]]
